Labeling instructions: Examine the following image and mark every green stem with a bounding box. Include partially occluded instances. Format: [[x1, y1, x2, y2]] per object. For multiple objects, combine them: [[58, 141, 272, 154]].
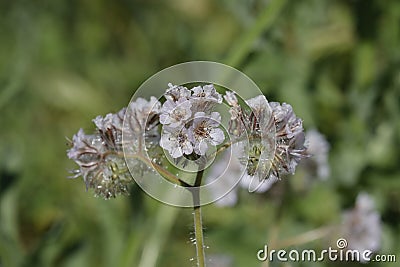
[[117, 150, 209, 266], [192, 169, 206, 267], [112, 151, 191, 187]]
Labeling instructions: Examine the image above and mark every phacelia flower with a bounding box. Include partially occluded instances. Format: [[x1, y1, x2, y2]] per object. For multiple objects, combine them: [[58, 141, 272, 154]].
[[68, 96, 162, 199], [67, 128, 132, 199], [159, 83, 225, 159], [268, 101, 307, 179], [189, 111, 225, 155], [341, 193, 382, 261], [125, 96, 161, 134], [224, 92, 307, 192], [164, 83, 191, 102], [301, 129, 330, 180], [191, 84, 223, 104], [159, 98, 192, 127], [206, 149, 242, 207], [93, 108, 125, 151], [160, 126, 193, 158]]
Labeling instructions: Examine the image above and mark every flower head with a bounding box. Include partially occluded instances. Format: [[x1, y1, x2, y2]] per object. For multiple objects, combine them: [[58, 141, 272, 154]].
[[191, 84, 223, 103], [189, 112, 225, 155], [67, 128, 132, 199], [223, 91, 239, 107], [225, 93, 307, 192], [67, 96, 163, 199], [159, 83, 225, 159], [159, 98, 192, 127], [164, 83, 191, 102], [126, 96, 161, 134], [341, 193, 382, 260], [301, 129, 330, 179], [93, 108, 125, 151], [160, 126, 194, 158]]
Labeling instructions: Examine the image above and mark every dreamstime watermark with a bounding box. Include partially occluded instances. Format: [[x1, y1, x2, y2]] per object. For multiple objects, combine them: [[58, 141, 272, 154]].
[[257, 238, 397, 263]]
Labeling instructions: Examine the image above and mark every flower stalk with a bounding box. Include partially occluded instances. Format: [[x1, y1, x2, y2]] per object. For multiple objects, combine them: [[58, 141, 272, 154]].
[[192, 168, 206, 267], [66, 82, 310, 267]]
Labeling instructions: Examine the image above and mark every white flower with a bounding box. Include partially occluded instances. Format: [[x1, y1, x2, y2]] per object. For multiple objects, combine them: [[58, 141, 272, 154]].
[[165, 83, 191, 102], [229, 96, 307, 190], [268, 101, 307, 177], [191, 84, 223, 103], [92, 108, 125, 151], [67, 129, 105, 170], [126, 96, 161, 134], [341, 193, 382, 260], [240, 173, 278, 193], [269, 102, 303, 139], [159, 98, 192, 127], [67, 128, 132, 199], [189, 111, 225, 155], [206, 149, 242, 207], [160, 126, 193, 158], [302, 129, 330, 179], [223, 91, 239, 107]]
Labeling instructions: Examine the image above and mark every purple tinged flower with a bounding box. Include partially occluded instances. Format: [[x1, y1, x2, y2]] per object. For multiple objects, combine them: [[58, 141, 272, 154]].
[[67, 128, 132, 199], [165, 83, 191, 102], [191, 84, 223, 104], [67, 96, 163, 199], [269, 102, 303, 139], [159, 98, 192, 127], [160, 126, 193, 158], [239, 173, 278, 193], [228, 95, 307, 192], [67, 129, 105, 171], [302, 129, 330, 179], [223, 91, 239, 107], [341, 193, 382, 260], [268, 101, 307, 178], [92, 108, 125, 151], [206, 149, 242, 207], [130, 96, 161, 130], [189, 111, 225, 155]]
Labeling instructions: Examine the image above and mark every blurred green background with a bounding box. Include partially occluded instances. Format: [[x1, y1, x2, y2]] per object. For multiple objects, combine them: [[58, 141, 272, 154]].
[[1, 0, 399, 266]]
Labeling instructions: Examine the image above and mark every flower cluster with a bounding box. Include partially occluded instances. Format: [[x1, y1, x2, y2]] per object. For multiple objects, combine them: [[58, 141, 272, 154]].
[[268, 101, 308, 178], [224, 92, 308, 191], [160, 83, 225, 158], [67, 96, 161, 199], [67, 115, 132, 199], [300, 129, 330, 180], [341, 192, 382, 258], [67, 83, 310, 201]]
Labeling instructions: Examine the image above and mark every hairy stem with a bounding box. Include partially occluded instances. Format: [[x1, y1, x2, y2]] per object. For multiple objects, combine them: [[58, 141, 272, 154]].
[[116, 150, 209, 266], [192, 168, 206, 267]]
